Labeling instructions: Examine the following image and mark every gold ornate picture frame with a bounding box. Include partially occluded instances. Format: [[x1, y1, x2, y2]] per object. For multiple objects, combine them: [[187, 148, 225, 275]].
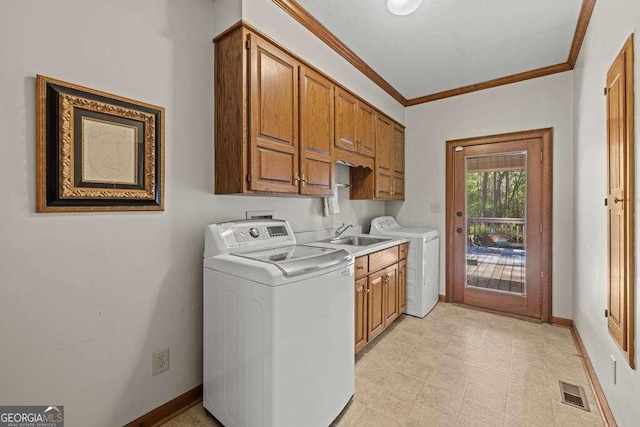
[[36, 75, 165, 212]]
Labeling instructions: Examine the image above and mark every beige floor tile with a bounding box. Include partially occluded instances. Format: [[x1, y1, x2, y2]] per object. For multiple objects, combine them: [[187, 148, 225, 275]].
[[427, 368, 471, 395], [469, 364, 510, 392], [385, 370, 426, 402], [399, 358, 436, 382], [510, 361, 549, 387], [503, 413, 539, 427], [354, 408, 402, 427], [464, 380, 508, 413], [403, 401, 457, 427], [358, 360, 392, 385], [445, 340, 480, 364], [508, 378, 551, 404], [551, 401, 604, 427], [373, 390, 416, 423], [354, 376, 385, 406], [420, 336, 452, 353], [164, 405, 219, 426], [334, 400, 368, 426], [506, 394, 554, 427], [511, 346, 547, 370], [405, 344, 443, 367], [477, 343, 512, 365], [419, 383, 466, 418], [456, 398, 505, 427]]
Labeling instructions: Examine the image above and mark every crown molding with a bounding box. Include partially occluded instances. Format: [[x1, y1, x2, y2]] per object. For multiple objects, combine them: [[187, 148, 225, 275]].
[[272, 0, 597, 107], [406, 62, 572, 106], [568, 0, 597, 68], [272, 0, 406, 105]]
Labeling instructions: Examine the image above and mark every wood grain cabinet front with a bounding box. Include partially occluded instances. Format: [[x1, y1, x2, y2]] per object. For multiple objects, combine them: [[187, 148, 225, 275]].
[[355, 277, 368, 353], [350, 114, 405, 201], [354, 244, 407, 354], [214, 27, 333, 196], [383, 263, 399, 325], [398, 259, 407, 314], [367, 269, 386, 342]]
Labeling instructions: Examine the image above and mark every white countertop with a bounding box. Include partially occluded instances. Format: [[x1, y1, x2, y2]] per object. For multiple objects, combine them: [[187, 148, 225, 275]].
[[305, 234, 409, 257]]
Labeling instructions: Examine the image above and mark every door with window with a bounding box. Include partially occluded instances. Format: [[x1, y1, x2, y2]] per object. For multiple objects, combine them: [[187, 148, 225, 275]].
[[447, 130, 552, 320]]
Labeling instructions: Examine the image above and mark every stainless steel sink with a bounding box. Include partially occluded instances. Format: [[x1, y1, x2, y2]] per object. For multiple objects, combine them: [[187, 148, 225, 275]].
[[320, 236, 389, 246]]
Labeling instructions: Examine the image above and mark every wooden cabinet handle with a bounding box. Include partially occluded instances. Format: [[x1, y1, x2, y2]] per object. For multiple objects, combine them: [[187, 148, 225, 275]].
[[356, 266, 364, 270], [301, 174, 307, 187], [294, 173, 301, 183]]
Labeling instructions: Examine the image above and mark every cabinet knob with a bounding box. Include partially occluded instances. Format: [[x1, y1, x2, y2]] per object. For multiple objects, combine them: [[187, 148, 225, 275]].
[[301, 174, 308, 186], [294, 173, 301, 183]]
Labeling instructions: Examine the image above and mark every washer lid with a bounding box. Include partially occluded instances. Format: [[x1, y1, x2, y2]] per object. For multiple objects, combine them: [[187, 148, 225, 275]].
[[232, 245, 352, 277]]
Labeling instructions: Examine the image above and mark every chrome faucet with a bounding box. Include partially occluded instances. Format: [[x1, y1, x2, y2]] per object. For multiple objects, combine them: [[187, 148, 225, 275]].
[[335, 223, 354, 238]]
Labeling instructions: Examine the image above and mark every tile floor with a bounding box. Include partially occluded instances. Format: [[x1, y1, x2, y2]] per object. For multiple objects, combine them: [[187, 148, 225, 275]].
[[163, 303, 604, 427]]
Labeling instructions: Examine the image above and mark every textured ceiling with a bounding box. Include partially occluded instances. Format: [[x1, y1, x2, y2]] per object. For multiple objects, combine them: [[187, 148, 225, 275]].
[[295, 0, 583, 99]]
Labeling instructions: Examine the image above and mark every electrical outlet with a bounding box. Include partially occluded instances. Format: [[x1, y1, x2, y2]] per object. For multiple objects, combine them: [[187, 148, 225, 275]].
[[430, 202, 442, 213], [610, 354, 616, 384], [153, 348, 169, 376]]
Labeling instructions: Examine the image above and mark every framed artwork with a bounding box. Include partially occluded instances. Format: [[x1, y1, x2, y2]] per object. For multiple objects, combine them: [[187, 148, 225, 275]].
[[36, 75, 165, 212]]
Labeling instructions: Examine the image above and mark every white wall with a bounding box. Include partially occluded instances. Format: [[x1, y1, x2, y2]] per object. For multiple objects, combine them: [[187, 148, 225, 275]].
[[387, 72, 575, 318], [0, 1, 395, 426], [572, 1, 640, 425]]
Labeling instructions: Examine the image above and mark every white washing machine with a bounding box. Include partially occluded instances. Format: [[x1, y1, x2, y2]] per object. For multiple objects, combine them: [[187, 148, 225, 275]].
[[203, 219, 355, 427], [370, 216, 439, 318]]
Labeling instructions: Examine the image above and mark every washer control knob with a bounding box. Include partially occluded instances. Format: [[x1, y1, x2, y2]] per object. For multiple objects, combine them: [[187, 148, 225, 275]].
[[249, 227, 260, 238]]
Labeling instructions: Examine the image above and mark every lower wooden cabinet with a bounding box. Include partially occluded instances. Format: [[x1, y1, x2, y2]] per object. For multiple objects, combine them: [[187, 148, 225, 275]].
[[367, 270, 386, 342], [354, 244, 407, 354], [355, 277, 368, 353], [398, 260, 407, 314], [383, 263, 399, 325]]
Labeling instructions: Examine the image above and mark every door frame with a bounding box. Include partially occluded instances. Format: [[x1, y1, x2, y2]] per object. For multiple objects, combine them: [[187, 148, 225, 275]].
[[445, 128, 554, 322]]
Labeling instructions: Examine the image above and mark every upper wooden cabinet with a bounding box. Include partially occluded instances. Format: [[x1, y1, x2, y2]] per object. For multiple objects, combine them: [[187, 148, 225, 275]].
[[375, 114, 393, 199], [350, 112, 405, 201], [357, 102, 376, 157], [214, 27, 332, 196], [335, 88, 358, 153], [335, 87, 376, 158], [249, 33, 300, 194], [300, 66, 334, 196], [213, 23, 403, 200], [392, 124, 405, 201]]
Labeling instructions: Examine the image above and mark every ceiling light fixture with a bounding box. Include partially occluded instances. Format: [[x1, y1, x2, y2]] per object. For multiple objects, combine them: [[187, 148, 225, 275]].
[[387, 0, 423, 16]]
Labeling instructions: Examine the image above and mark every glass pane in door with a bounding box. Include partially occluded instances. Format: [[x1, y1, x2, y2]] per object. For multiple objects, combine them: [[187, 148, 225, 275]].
[[465, 152, 527, 295]]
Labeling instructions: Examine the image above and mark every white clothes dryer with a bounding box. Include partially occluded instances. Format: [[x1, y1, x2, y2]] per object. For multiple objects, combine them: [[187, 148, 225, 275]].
[[370, 216, 439, 318]]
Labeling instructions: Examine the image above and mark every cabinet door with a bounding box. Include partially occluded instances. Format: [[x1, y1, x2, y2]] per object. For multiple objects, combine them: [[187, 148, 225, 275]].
[[355, 277, 368, 353], [398, 260, 407, 314], [383, 263, 399, 325], [248, 33, 299, 193], [335, 88, 358, 153], [368, 270, 385, 341], [357, 102, 376, 158], [393, 125, 405, 200], [375, 115, 393, 199], [300, 67, 334, 196]]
